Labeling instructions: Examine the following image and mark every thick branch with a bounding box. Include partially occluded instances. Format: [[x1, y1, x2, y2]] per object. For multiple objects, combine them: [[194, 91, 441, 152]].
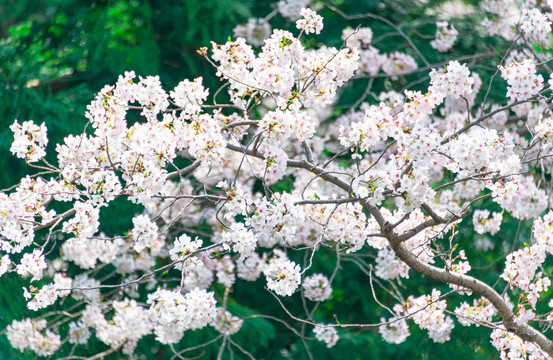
[[379, 216, 553, 356]]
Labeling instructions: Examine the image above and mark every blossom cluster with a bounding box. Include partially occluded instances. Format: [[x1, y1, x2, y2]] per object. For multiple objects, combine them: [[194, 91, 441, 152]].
[[431, 21, 458, 52], [10, 120, 48, 163]]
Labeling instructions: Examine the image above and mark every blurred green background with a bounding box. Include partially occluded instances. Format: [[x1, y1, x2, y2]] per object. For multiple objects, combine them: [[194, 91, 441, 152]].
[[0, 0, 547, 359]]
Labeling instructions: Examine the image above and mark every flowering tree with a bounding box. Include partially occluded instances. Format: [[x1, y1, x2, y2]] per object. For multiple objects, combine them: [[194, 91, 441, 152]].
[[4, 0, 553, 359]]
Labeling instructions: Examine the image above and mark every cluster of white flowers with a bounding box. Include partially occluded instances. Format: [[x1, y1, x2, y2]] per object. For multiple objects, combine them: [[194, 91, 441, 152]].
[[237, 252, 265, 281], [265, 257, 301, 296], [62, 201, 100, 242], [501, 245, 550, 306], [211, 308, 243, 335], [182, 113, 227, 164], [0, 178, 53, 254], [169, 234, 203, 270], [0, 254, 11, 277], [62, 235, 119, 269], [454, 298, 496, 327], [338, 103, 394, 154], [481, 0, 517, 40], [81, 299, 153, 352], [134, 75, 170, 120], [494, 211, 553, 312], [7, 318, 61, 356], [16, 249, 47, 281], [233, 18, 272, 47], [170, 77, 209, 115], [132, 214, 159, 252], [277, 0, 311, 20], [351, 170, 393, 206], [10, 120, 48, 163], [82, 170, 122, 204], [487, 177, 548, 220], [85, 81, 128, 139], [379, 317, 410, 344], [247, 194, 305, 247], [491, 328, 550, 360], [375, 247, 410, 280], [382, 52, 418, 77], [320, 203, 375, 253], [445, 127, 520, 176], [358, 46, 387, 75], [147, 288, 217, 331], [400, 289, 454, 343], [341, 26, 386, 76], [535, 115, 553, 142], [68, 321, 91, 345], [71, 275, 101, 303], [520, 8, 552, 47], [429, 61, 474, 98], [296, 8, 323, 35], [260, 147, 288, 183], [24, 273, 72, 311], [313, 324, 339, 348], [258, 109, 316, 145], [221, 222, 257, 259], [499, 59, 544, 101], [342, 26, 373, 48], [397, 168, 436, 212], [431, 21, 458, 52], [302, 273, 332, 301], [472, 210, 502, 235]]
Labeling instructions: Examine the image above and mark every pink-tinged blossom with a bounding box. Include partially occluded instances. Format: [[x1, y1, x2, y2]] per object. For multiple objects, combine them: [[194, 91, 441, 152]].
[[491, 328, 550, 360], [169, 234, 203, 270], [375, 247, 410, 280], [265, 258, 301, 296], [487, 176, 548, 220], [10, 120, 48, 163], [358, 47, 387, 75], [132, 214, 159, 252], [16, 249, 47, 281], [170, 77, 209, 115], [399, 289, 454, 343], [233, 18, 272, 47], [342, 26, 373, 48], [237, 252, 265, 281], [221, 223, 257, 259], [182, 113, 226, 164], [247, 194, 305, 247], [429, 61, 474, 98], [313, 325, 339, 348], [520, 8, 552, 47], [68, 321, 91, 345], [211, 308, 243, 335], [382, 52, 418, 77], [379, 317, 410, 344], [454, 298, 496, 327], [147, 288, 217, 330], [296, 8, 323, 35], [302, 273, 332, 302], [338, 103, 395, 153], [134, 75, 170, 121], [6, 318, 61, 357], [431, 21, 458, 52], [473, 210, 502, 235], [499, 59, 544, 101], [277, 0, 311, 20]]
